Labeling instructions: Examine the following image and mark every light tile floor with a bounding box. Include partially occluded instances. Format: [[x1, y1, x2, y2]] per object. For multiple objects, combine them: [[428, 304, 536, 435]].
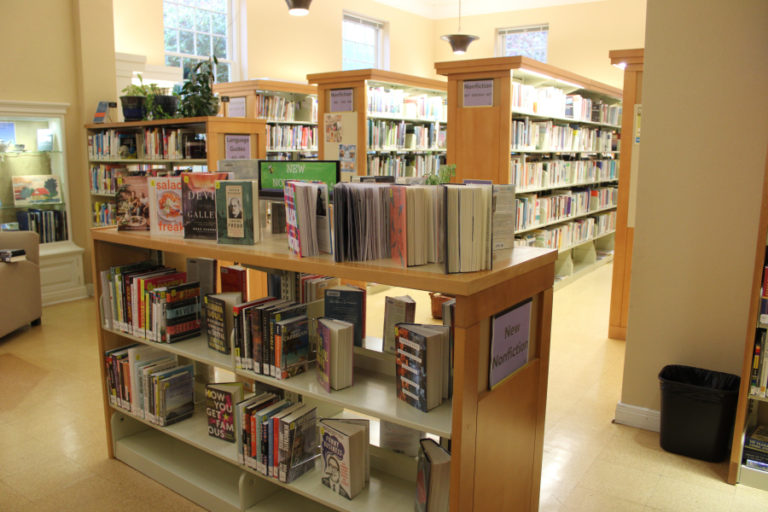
[[0, 263, 765, 511]]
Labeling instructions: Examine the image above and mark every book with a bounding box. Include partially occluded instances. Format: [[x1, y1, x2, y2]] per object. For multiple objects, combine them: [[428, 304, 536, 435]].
[[0, 248, 26, 263], [11, 175, 63, 207], [316, 317, 354, 392], [252, 399, 291, 474], [220, 264, 248, 299], [181, 172, 228, 240], [395, 323, 450, 412], [746, 425, 768, 453], [444, 183, 493, 273], [750, 329, 765, 396], [284, 180, 332, 257], [249, 298, 286, 375], [415, 438, 451, 512], [275, 315, 311, 380], [324, 285, 366, 347], [382, 295, 416, 354], [319, 418, 370, 500], [491, 184, 516, 251], [148, 176, 184, 237], [233, 297, 277, 370], [204, 291, 242, 354], [156, 364, 194, 426], [390, 185, 407, 266], [206, 382, 246, 442], [215, 179, 261, 245], [115, 175, 150, 231], [237, 392, 278, 465], [155, 281, 202, 343], [269, 403, 304, 477], [278, 404, 318, 483], [266, 302, 307, 377]]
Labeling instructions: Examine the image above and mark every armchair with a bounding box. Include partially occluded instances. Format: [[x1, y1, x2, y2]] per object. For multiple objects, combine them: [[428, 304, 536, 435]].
[[0, 231, 42, 338]]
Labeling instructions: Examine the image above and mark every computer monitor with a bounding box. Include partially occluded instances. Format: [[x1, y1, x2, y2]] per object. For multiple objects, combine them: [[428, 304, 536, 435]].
[[257, 160, 341, 201]]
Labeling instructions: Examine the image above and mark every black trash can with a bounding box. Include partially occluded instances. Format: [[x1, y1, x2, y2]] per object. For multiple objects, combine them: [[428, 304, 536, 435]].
[[658, 364, 740, 462]]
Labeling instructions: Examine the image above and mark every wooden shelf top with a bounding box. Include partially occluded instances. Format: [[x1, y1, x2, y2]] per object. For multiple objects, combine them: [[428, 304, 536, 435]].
[[306, 69, 447, 92], [608, 48, 645, 66], [90, 226, 555, 297], [213, 79, 317, 97], [85, 116, 265, 131]]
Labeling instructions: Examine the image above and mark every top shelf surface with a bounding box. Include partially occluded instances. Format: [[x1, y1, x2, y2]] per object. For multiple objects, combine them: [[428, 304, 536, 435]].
[[91, 227, 554, 297], [84, 116, 263, 131]]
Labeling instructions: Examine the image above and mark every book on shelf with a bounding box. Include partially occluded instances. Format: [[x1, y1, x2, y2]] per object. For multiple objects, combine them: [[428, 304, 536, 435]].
[[382, 295, 416, 354], [380, 420, 423, 457], [232, 296, 278, 371], [220, 264, 248, 299], [154, 364, 195, 426], [250, 298, 289, 375], [324, 285, 366, 347], [250, 399, 292, 474], [115, 175, 150, 231], [333, 182, 391, 263], [204, 291, 242, 354], [319, 417, 370, 500], [144, 359, 190, 425], [133, 269, 187, 337], [316, 317, 354, 392], [206, 382, 246, 442], [275, 314, 311, 380], [148, 176, 183, 237], [278, 404, 318, 483], [151, 281, 202, 343], [284, 180, 332, 257], [444, 183, 493, 273], [126, 345, 170, 417], [268, 402, 305, 477], [181, 172, 228, 240], [266, 302, 307, 378], [750, 329, 766, 396], [743, 447, 768, 465], [0, 248, 26, 263], [395, 323, 450, 412], [415, 438, 451, 512], [186, 256, 217, 329], [746, 425, 768, 453], [236, 391, 278, 465], [215, 179, 261, 245]]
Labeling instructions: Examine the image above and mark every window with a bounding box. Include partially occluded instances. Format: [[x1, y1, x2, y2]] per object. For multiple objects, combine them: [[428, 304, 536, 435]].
[[496, 24, 549, 63], [163, 0, 236, 83], [342, 13, 386, 71]]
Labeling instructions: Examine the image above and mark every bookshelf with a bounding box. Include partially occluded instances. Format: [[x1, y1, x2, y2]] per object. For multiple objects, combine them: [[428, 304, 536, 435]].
[[306, 69, 447, 179], [435, 57, 622, 287], [213, 80, 319, 161], [0, 100, 87, 305], [729, 152, 768, 490], [84, 117, 267, 227], [90, 226, 556, 512]]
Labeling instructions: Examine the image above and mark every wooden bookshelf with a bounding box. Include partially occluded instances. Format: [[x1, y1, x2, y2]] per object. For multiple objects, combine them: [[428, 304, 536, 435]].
[[435, 57, 622, 287], [90, 225, 555, 511], [306, 69, 447, 179], [214, 80, 319, 160]]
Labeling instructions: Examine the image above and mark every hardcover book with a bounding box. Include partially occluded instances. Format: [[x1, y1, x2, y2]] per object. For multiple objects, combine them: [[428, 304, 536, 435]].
[[324, 285, 366, 347], [275, 315, 310, 380], [220, 264, 248, 299], [278, 405, 318, 483], [204, 291, 242, 354], [115, 176, 150, 231], [148, 176, 183, 237], [415, 438, 451, 512], [215, 179, 261, 245], [157, 364, 195, 426], [181, 172, 228, 240], [382, 295, 416, 354], [319, 418, 370, 500], [205, 382, 246, 442], [395, 323, 449, 412], [316, 317, 354, 392]]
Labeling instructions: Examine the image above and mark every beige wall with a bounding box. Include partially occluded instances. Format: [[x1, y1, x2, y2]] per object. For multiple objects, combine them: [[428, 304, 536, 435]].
[[622, 0, 768, 410], [433, 0, 646, 87], [113, 0, 165, 66]]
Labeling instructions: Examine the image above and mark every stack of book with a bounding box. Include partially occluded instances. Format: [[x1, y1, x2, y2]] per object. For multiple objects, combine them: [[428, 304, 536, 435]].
[[744, 425, 768, 472]]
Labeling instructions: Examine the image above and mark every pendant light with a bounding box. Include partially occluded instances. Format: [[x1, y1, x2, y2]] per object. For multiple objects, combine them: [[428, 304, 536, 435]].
[[286, 0, 311, 16], [441, 0, 478, 54]]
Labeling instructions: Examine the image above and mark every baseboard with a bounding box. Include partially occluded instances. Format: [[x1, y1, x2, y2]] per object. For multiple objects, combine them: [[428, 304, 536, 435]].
[[42, 285, 89, 307], [614, 401, 661, 432]]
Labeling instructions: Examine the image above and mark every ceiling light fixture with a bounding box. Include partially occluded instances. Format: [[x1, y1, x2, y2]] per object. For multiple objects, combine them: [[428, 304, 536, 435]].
[[286, 0, 311, 16], [441, 0, 478, 54]]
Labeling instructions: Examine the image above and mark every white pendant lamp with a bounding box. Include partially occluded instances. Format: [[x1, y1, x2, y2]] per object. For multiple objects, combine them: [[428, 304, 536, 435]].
[[286, 0, 312, 16], [441, 0, 478, 54]]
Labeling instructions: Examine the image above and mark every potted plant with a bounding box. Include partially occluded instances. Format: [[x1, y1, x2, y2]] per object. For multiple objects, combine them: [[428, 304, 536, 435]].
[[177, 57, 220, 118], [145, 83, 178, 119], [424, 163, 456, 185], [119, 76, 149, 121]]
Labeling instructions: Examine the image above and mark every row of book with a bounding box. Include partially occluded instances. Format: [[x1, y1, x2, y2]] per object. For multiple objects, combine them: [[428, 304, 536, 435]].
[[367, 119, 446, 151], [16, 208, 68, 243], [514, 211, 617, 251], [254, 93, 318, 123], [87, 128, 205, 161], [266, 124, 317, 151], [366, 153, 445, 178], [515, 187, 617, 232], [93, 200, 117, 226], [511, 82, 622, 126], [511, 118, 618, 153], [511, 157, 619, 192], [750, 329, 768, 399], [90, 163, 127, 195], [105, 346, 194, 426], [367, 87, 446, 121], [743, 425, 768, 472]]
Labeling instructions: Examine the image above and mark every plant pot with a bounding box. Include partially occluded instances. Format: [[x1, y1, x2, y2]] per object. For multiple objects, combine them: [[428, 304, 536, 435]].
[[120, 96, 145, 121], [151, 95, 178, 118]]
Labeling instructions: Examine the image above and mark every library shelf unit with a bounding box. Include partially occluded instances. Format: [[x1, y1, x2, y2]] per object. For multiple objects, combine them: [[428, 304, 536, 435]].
[[0, 100, 87, 305], [306, 69, 447, 179], [213, 80, 319, 160], [729, 153, 768, 491], [435, 57, 622, 288], [90, 225, 555, 512], [84, 116, 266, 227]]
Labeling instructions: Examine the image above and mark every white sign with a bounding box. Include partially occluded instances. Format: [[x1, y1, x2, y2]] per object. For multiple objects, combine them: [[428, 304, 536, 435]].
[[225, 134, 251, 160], [228, 97, 246, 118], [330, 89, 354, 112], [463, 79, 494, 107]]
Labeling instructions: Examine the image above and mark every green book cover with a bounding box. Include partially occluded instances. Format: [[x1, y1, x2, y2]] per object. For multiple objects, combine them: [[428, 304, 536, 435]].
[[215, 180, 260, 245]]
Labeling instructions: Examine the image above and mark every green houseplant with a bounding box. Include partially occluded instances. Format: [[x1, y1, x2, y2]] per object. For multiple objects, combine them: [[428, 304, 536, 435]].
[[145, 83, 178, 119], [177, 57, 220, 118], [119, 76, 150, 121], [424, 163, 456, 185]]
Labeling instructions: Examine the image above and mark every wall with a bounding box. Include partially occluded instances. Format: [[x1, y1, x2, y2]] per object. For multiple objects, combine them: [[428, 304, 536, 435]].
[[113, 0, 165, 67], [433, 0, 646, 87], [621, 0, 768, 411]]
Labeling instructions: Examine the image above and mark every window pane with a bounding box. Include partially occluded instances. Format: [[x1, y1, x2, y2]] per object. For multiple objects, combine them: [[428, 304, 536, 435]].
[[165, 55, 181, 68], [164, 29, 178, 52], [182, 57, 199, 80], [164, 3, 178, 28], [196, 10, 211, 32], [216, 61, 230, 83], [362, 25, 376, 45], [213, 36, 227, 59], [196, 33, 211, 56], [210, 0, 227, 12], [211, 12, 227, 35], [179, 30, 195, 54], [178, 5, 195, 29]]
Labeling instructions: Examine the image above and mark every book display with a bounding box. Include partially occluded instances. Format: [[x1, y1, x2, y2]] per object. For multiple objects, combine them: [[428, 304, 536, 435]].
[[435, 57, 622, 288], [307, 69, 447, 179], [214, 80, 319, 161], [91, 221, 555, 511], [0, 100, 86, 305]]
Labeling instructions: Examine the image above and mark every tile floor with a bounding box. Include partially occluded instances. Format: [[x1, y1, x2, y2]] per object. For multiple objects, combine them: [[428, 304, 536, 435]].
[[0, 263, 765, 511]]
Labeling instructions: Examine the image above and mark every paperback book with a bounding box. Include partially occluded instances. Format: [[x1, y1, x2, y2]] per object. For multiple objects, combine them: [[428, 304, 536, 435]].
[[206, 382, 246, 442], [319, 418, 370, 500]]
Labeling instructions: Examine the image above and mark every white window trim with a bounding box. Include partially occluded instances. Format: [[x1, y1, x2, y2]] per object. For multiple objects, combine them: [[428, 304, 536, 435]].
[[495, 23, 549, 59], [342, 11, 389, 71]]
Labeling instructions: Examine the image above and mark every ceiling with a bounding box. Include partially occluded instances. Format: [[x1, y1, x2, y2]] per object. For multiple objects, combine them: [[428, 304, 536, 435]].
[[372, 0, 604, 19]]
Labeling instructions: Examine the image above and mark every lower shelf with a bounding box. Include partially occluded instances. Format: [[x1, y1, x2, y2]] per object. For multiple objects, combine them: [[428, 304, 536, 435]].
[[739, 464, 768, 492]]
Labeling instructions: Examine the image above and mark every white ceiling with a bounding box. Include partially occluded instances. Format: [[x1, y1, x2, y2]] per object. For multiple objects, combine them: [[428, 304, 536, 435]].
[[372, 0, 604, 19]]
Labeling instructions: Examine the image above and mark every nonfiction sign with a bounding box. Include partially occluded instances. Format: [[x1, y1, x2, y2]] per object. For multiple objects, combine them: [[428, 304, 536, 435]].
[[489, 298, 532, 389]]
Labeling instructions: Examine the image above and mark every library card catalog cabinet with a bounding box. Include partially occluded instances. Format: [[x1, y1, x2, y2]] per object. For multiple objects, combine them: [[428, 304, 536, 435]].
[[91, 225, 555, 512]]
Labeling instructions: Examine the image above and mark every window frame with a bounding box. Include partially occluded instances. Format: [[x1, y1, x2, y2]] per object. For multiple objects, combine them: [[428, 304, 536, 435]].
[[342, 12, 389, 71], [495, 23, 550, 62]]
